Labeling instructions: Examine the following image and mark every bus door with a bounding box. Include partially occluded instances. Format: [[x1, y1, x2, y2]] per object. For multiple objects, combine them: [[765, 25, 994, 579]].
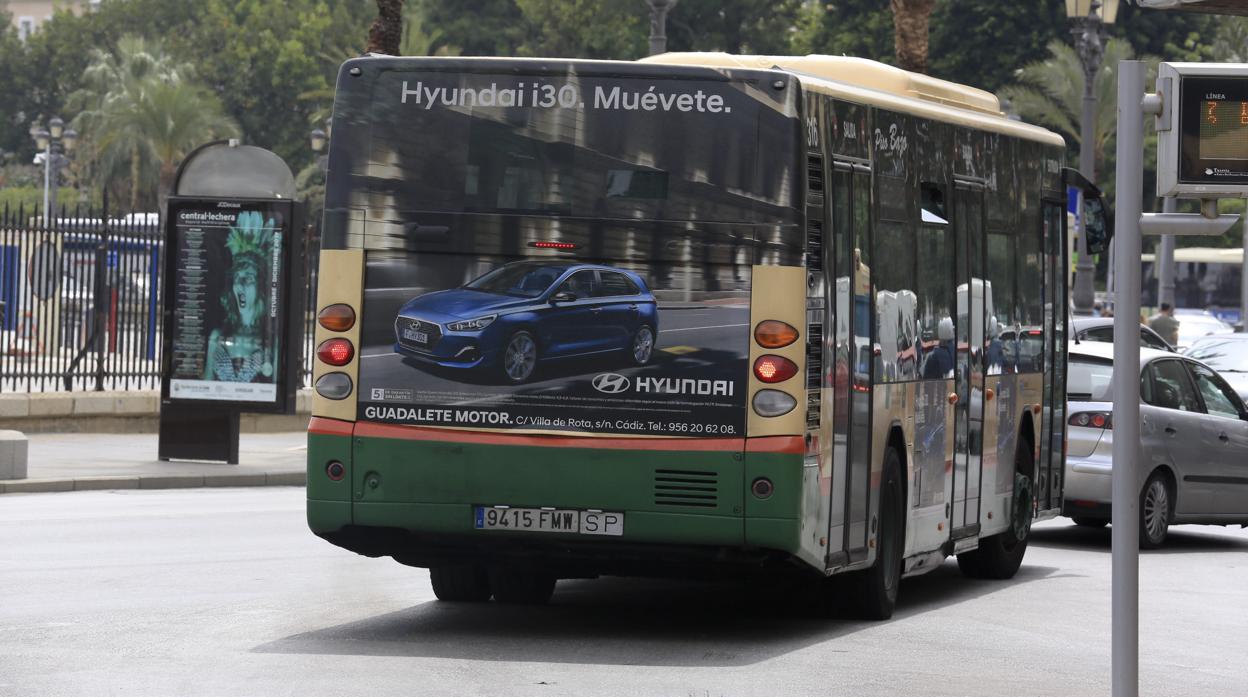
[[952, 181, 985, 540], [826, 161, 873, 564], [1038, 200, 1067, 513]]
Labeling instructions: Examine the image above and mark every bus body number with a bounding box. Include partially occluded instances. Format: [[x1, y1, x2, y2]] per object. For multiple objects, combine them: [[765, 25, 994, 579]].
[[474, 506, 624, 536]]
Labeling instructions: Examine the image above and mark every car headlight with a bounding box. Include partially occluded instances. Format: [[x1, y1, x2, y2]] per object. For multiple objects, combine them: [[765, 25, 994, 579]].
[[446, 314, 496, 332]]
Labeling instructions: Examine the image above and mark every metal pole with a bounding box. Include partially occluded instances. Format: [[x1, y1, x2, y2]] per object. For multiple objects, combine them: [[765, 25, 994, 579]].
[[1241, 211, 1248, 330], [1111, 59, 1145, 697], [41, 141, 51, 227], [646, 0, 675, 56], [1158, 198, 1177, 309], [48, 147, 59, 226], [1072, 18, 1103, 315]]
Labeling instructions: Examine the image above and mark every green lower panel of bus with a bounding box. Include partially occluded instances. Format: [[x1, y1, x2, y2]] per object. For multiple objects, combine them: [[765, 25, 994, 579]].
[[306, 431, 805, 561]]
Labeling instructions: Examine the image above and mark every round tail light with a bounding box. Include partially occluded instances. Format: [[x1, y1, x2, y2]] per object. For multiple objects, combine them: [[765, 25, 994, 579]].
[[754, 355, 799, 383], [315, 372, 353, 400], [751, 477, 774, 499], [752, 389, 797, 417], [754, 320, 799, 348], [326, 461, 346, 481], [318, 304, 356, 332], [317, 338, 354, 366]]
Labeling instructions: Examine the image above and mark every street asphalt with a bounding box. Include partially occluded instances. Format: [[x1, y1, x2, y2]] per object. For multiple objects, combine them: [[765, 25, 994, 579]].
[[0, 431, 306, 494]]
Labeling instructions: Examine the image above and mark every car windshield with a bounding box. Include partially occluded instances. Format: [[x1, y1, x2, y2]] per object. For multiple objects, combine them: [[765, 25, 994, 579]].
[[1185, 338, 1248, 372], [464, 263, 566, 298], [1068, 357, 1115, 402], [1177, 315, 1233, 345]]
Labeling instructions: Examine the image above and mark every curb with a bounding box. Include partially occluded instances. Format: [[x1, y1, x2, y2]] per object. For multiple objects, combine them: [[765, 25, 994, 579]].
[[0, 471, 306, 495]]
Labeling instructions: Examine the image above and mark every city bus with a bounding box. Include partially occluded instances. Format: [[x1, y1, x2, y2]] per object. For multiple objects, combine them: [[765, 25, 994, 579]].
[[1142, 246, 1243, 325], [307, 53, 1098, 619]]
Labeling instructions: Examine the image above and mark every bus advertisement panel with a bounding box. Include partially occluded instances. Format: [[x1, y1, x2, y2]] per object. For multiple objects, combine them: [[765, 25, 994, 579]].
[[345, 67, 801, 436]]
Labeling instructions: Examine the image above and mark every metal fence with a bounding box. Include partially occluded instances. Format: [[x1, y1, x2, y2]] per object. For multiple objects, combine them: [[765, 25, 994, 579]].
[[0, 201, 318, 394]]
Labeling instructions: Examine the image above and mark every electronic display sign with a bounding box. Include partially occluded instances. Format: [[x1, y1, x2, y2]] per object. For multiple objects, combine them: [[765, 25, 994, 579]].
[[1157, 62, 1248, 196]]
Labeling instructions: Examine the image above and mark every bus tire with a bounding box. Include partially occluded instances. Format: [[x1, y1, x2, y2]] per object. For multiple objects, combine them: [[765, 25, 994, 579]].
[[429, 565, 492, 602], [957, 440, 1033, 580], [490, 567, 556, 605], [845, 447, 904, 620]]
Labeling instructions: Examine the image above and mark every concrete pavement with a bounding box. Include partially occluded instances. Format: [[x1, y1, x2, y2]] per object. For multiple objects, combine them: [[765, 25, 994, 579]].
[[0, 431, 306, 494]]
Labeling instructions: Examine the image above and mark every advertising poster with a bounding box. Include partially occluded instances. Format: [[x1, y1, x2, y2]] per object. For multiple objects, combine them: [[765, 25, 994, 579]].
[[165, 199, 288, 404], [356, 253, 751, 437]]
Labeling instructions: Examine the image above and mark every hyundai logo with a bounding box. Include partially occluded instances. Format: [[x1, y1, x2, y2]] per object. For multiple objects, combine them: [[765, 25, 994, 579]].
[[592, 373, 631, 394]]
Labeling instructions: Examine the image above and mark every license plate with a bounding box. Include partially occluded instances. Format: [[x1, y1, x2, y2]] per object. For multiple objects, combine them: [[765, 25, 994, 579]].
[[474, 506, 624, 536], [402, 327, 428, 344]]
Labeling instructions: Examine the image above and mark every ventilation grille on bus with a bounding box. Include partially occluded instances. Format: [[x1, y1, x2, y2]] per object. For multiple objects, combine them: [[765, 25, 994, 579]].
[[806, 219, 823, 273], [654, 469, 718, 508], [807, 154, 824, 194], [806, 323, 823, 391]]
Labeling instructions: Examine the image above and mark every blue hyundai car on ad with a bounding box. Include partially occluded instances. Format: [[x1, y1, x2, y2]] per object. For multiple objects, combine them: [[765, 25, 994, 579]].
[[394, 261, 659, 383]]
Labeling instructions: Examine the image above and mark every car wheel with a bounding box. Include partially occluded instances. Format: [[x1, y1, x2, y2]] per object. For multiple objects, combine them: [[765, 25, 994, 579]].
[[429, 565, 491, 602], [843, 446, 903, 620], [1072, 517, 1108, 529], [501, 330, 538, 383], [631, 325, 655, 366], [1140, 471, 1172, 549]]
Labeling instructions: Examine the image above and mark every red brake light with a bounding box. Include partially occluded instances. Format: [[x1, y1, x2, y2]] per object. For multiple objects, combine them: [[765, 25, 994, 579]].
[[530, 241, 578, 250], [317, 338, 354, 366], [754, 355, 798, 383], [1069, 411, 1112, 429]]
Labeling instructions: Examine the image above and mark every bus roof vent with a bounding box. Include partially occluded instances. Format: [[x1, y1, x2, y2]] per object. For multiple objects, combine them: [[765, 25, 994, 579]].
[[640, 52, 1003, 117]]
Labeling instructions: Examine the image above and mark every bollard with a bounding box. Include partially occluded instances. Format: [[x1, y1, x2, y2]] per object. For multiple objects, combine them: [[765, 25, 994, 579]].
[[0, 430, 29, 480]]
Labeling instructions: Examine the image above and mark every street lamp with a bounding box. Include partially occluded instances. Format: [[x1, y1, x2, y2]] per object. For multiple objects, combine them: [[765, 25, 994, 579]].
[[1066, 0, 1119, 315], [309, 118, 330, 171], [645, 0, 678, 56], [30, 116, 77, 227]]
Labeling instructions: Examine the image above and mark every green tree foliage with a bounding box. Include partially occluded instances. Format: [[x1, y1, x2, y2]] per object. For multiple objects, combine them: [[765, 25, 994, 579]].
[[70, 36, 237, 211], [791, 1, 893, 60], [515, 0, 645, 59], [415, 0, 529, 56], [665, 0, 803, 55]]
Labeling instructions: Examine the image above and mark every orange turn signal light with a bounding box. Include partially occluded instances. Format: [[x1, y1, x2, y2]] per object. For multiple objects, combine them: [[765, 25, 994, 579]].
[[318, 304, 356, 332], [754, 355, 799, 383], [754, 320, 799, 349], [317, 338, 355, 366]]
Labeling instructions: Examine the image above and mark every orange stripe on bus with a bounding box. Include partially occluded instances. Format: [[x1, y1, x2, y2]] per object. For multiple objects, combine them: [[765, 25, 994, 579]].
[[308, 417, 355, 437], [353, 422, 746, 452], [745, 435, 805, 454]]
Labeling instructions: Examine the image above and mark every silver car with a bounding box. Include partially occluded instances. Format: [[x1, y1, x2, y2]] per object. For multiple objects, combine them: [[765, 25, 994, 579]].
[[1184, 334, 1248, 404], [1071, 316, 1174, 352], [1064, 341, 1248, 547]]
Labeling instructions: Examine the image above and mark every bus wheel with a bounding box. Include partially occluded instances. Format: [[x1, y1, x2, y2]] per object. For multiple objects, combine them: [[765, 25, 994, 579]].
[[845, 447, 904, 620], [501, 330, 538, 383], [429, 565, 491, 602], [490, 567, 556, 605], [958, 442, 1033, 580]]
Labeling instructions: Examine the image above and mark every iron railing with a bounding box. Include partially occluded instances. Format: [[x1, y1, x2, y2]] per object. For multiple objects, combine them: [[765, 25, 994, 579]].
[[0, 201, 318, 394]]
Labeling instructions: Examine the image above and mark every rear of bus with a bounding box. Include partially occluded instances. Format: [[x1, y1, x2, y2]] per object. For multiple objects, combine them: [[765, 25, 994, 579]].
[[307, 56, 808, 590]]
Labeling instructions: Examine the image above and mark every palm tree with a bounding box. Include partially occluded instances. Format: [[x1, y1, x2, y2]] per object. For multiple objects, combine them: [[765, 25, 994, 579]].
[[71, 36, 236, 213], [366, 0, 405, 55], [998, 38, 1141, 182], [891, 0, 935, 74]]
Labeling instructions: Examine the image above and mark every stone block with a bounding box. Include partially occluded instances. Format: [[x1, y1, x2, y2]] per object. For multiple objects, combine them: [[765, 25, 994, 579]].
[[115, 392, 159, 415], [0, 394, 30, 419], [3, 478, 72, 493], [26, 394, 73, 417], [204, 472, 267, 487], [266, 471, 307, 486], [138, 475, 205, 489], [73, 392, 117, 415], [74, 476, 140, 491], [0, 430, 28, 480]]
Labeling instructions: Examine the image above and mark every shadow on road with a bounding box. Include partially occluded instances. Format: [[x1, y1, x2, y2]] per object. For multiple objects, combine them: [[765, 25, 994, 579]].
[[1029, 522, 1248, 554], [255, 562, 1058, 667]]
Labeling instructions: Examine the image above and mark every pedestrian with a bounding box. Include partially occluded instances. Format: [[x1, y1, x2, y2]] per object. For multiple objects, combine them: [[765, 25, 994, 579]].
[[1148, 302, 1180, 347], [1092, 302, 1104, 317]]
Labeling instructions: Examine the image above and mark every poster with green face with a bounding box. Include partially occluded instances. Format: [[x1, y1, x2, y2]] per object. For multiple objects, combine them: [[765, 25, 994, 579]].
[[165, 199, 289, 405]]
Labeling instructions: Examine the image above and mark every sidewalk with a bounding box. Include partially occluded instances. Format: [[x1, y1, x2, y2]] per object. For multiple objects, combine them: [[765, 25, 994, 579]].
[[0, 431, 306, 494]]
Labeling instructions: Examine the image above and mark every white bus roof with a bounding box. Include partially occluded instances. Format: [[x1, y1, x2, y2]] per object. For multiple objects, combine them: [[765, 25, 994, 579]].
[[1139, 247, 1243, 264], [640, 53, 1065, 148]]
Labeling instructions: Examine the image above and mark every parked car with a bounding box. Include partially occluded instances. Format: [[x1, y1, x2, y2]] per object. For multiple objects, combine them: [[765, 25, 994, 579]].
[[394, 261, 659, 383], [1064, 341, 1248, 547], [1173, 309, 1233, 351], [1071, 316, 1175, 352], [1184, 334, 1248, 404]]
